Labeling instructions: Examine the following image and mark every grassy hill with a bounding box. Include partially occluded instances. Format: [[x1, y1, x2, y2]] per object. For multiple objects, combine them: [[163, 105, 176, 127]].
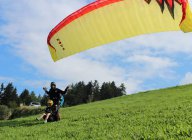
[[1, 84, 192, 140]]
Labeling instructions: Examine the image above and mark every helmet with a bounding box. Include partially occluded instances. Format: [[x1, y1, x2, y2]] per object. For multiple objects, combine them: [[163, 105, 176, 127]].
[[47, 99, 53, 107], [50, 82, 56, 86]]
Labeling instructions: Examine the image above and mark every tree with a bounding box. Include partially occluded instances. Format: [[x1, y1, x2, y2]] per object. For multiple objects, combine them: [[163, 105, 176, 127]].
[[60, 81, 126, 106], [37, 94, 42, 102], [40, 94, 48, 106], [65, 84, 76, 106], [100, 82, 113, 100], [30, 91, 38, 102], [19, 89, 32, 105], [1, 83, 18, 108], [0, 83, 5, 104], [77, 81, 87, 104], [71, 81, 87, 105], [65, 81, 91, 106], [119, 83, 126, 96], [92, 80, 100, 101], [85, 81, 94, 102], [100, 81, 126, 100]]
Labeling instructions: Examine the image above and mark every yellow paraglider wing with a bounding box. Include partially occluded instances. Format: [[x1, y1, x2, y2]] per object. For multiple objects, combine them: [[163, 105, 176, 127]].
[[47, 0, 192, 62]]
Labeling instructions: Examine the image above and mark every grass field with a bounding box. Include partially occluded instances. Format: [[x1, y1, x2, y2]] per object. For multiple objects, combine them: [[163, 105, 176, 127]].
[[1, 84, 192, 140]]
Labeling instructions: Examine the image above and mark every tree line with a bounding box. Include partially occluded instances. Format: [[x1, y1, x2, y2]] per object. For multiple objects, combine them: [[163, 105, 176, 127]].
[[65, 81, 126, 106], [0, 81, 126, 108], [0, 83, 41, 108]]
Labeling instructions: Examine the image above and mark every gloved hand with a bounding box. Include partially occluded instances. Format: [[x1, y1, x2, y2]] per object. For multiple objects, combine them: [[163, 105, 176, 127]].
[[67, 85, 72, 90], [43, 87, 47, 91]]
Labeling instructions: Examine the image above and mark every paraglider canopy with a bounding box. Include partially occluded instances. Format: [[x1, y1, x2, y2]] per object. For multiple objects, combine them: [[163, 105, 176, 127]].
[[47, 0, 192, 62]]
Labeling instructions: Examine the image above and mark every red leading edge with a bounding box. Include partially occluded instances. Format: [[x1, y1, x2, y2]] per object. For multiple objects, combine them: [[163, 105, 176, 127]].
[[47, 0, 122, 52], [47, 0, 188, 52]]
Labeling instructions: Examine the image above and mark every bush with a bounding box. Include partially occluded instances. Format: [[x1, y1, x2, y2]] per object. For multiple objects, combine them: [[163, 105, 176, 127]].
[[0, 105, 12, 120], [10, 106, 44, 119], [8, 101, 18, 108]]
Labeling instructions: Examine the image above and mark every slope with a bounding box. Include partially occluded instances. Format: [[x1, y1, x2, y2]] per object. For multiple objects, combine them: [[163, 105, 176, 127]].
[[1, 84, 192, 139]]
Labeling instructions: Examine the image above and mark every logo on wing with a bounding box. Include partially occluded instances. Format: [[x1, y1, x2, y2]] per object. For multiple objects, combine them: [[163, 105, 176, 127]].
[[56, 38, 65, 51]]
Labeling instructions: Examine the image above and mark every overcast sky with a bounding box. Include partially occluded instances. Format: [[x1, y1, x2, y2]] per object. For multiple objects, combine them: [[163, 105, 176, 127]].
[[0, 0, 192, 95]]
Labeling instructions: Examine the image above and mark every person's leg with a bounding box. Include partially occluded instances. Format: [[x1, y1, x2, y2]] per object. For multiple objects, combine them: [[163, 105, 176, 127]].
[[36, 113, 46, 121], [44, 113, 51, 123]]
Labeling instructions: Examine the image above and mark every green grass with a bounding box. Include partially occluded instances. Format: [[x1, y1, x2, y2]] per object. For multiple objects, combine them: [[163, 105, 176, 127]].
[[1, 84, 192, 140]]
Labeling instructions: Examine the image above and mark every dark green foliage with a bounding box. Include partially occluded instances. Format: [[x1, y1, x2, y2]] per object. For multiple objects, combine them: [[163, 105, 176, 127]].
[[65, 81, 125, 106], [0, 83, 4, 104], [0, 83, 39, 108], [30, 91, 39, 102], [65, 82, 86, 106], [40, 95, 48, 106], [37, 94, 42, 102], [19, 90, 40, 106], [0, 105, 11, 120], [92, 80, 100, 101], [99, 81, 125, 100], [19, 89, 32, 106], [0, 83, 19, 108]]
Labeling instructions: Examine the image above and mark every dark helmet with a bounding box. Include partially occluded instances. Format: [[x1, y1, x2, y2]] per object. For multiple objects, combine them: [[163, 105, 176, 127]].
[[51, 82, 56, 87]]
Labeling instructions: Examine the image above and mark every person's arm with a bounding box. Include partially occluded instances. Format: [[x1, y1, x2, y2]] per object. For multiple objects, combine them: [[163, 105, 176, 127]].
[[62, 86, 69, 95], [57, 86, 69, 95], [43, 87, 49, 95]]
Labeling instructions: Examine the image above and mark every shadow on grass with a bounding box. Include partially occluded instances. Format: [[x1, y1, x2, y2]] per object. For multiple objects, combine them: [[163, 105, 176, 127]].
[[0, 119, 45, 128]]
